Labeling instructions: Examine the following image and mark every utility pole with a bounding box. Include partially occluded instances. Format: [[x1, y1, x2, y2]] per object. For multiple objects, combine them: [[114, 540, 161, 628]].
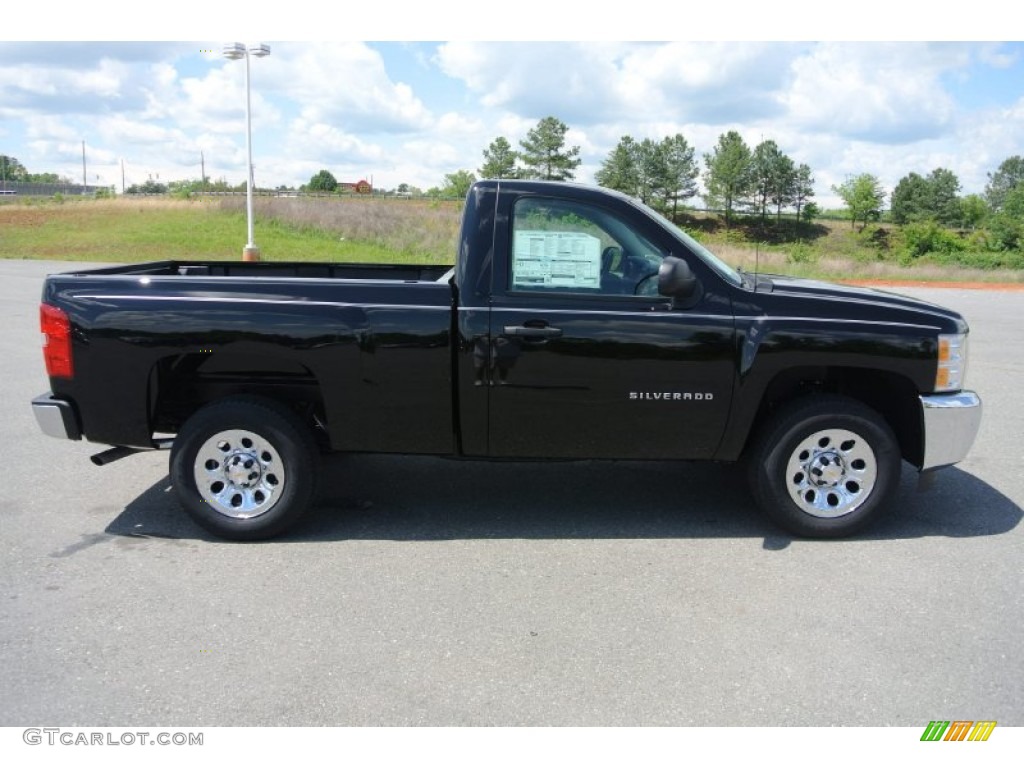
[[82, 141, 87, 194], [201, 150, 206, 193], [121, 159, 125, 194]]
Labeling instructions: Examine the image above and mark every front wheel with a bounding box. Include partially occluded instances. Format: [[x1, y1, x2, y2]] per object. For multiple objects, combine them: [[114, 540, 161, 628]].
[[169, 397, 319, 540], [747, 395, 901, 538]]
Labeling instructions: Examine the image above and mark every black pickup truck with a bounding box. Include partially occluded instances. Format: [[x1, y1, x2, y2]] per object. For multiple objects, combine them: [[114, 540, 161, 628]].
[[32, 180, 982, 540]]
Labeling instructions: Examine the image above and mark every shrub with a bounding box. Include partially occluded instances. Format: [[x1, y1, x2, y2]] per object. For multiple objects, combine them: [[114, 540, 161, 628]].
[[898, 221, 965, 260], [786, 243, 816, 264], [987, 214, 1022, 251], [944, 249, 1024, 270]]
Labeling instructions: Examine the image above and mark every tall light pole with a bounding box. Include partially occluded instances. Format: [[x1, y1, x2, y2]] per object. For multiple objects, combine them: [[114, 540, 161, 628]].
[[223, 42, 271, 261]]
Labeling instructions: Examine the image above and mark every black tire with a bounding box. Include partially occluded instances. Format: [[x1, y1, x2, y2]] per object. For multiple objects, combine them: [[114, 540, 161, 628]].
[[169, 396, 319, 540], [746, 395, 901, 538]]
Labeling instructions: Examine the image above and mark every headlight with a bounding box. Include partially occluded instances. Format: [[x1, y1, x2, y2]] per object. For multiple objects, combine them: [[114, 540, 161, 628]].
[[935, 333, 967, 392]]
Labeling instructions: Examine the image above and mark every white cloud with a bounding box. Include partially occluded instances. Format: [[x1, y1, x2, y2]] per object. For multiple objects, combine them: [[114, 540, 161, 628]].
[[617, 42, 797, 123], [436, 42, 631, 123], [436, 42, 798, 127], [0, 58, 156, 117], [263, 42, 432, 133], [781, 43, 965, 144], [400, 139, 463, 171], [976, 43, 1018, 69], [435, 111, 485, 140], [176, 65, 281, 132], [285, 118, 385, 167], [947, 95, 1024, 193]]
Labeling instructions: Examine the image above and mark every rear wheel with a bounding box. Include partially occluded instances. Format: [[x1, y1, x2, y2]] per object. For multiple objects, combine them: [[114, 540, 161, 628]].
[[169, 397, 319, 540], [747, 395, 900, 538]]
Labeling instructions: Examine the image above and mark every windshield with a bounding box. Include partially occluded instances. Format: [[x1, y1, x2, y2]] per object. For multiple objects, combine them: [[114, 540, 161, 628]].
[[631, 199, 744, 287]]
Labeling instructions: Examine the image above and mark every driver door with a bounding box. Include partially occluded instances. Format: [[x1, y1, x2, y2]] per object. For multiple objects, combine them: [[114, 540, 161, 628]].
[[486, 194, 736, 460]]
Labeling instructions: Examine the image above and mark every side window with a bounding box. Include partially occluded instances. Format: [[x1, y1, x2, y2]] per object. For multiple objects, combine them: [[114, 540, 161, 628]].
[[510, 197, 667, 296]]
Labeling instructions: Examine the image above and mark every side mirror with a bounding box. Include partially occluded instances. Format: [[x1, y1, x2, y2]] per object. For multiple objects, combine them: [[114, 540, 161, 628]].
[[658, 255, 699, 300]]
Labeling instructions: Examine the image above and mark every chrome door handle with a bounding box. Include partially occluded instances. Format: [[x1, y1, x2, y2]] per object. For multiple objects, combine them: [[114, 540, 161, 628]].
[[502, 325, 563, 338]]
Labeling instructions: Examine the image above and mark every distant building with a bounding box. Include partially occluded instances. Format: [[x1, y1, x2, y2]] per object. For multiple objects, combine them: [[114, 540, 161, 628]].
[[339, 179, 373, 194]]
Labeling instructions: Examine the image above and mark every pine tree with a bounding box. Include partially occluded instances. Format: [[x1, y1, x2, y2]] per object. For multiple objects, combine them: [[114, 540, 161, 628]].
[[518, 117, 581, 181], [703, 131, 753, 228], [479, 137, 518, 179], [660, 134, 699, 218], [595, 136, 641, 197]]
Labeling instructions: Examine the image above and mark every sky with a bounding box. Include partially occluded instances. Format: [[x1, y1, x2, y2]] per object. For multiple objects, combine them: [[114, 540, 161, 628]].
[[3, 4, 1022, 208]]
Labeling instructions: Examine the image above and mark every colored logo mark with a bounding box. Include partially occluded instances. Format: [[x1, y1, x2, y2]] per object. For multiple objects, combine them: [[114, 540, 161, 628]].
[[920, 720, 996, 742]]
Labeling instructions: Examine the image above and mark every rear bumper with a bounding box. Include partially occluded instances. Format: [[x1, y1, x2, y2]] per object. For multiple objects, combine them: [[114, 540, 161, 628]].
[[919, 391, 982, 470], [32, 392, 81, 441]]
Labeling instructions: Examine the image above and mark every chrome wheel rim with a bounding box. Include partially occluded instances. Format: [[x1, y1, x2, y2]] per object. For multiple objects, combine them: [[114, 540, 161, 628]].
[[785, 428, 877, 518], [193, 429, 285, 519]]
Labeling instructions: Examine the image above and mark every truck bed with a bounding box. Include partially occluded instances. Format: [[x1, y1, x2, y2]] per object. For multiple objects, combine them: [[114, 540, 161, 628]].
[[58, 260, 454, 283], [40, 259, 457, 454]]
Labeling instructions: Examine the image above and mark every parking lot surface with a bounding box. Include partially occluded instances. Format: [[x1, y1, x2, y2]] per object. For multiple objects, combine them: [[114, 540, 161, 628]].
[[1, 261, 1021, 725]]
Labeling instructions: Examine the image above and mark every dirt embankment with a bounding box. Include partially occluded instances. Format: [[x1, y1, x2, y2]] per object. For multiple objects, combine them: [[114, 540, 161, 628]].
[[841, 279, 1024, 291]]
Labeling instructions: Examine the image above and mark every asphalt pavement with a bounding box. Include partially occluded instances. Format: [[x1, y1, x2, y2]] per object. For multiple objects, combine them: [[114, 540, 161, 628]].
[[1, 260, 1021, 726]]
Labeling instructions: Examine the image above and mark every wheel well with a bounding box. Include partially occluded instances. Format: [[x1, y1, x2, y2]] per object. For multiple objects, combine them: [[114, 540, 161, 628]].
[[147, 352, 328, 447], [747, 366, 923, 466]]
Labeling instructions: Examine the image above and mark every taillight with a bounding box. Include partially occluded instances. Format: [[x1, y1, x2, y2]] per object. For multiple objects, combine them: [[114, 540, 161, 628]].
[[40, 304, 74, 378]]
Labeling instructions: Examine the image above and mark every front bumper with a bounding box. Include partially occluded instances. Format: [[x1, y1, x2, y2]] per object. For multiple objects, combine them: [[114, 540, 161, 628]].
[[919, 391, 982, 470], [32, 392, 81, 441]]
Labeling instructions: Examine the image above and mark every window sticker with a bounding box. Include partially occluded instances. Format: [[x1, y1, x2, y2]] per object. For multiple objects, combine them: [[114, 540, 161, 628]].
[[512, 230, 602, 290]]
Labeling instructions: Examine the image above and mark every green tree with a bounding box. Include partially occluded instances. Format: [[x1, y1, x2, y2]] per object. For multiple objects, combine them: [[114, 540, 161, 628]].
[[479, 136, 518, 179], [749, 139, 783, 222], [518, 116, 581, 181], [769, 156, 796, 224], [984, 155, 1024, 212], [832, 174, 886, 230], [0, 155, 28, 183], [307, 170, 338, 192], [891, 168, 961, 226], [960, 194, 988, 230], [927, 168, 962, 226], [168, 178, 206, 199], [595, 135, 666, 206], [635, 138, 667, 206], [440, 169, 476, 199], [596, 135, 641, 198], [890, 172, 930, 225], [792, 164, 815, 225], [988, 184, 1024, 250], [597, 133, 698, 215], [748, 139, 798, 224], [659, 134, 700, 218], [126, 179, 168, 194], [703, 131, 753, 228]]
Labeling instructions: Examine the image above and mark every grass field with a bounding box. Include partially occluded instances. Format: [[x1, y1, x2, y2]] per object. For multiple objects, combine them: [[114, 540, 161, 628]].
[[1, 196, 1021, 283], [0, 197, 458, 264]]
